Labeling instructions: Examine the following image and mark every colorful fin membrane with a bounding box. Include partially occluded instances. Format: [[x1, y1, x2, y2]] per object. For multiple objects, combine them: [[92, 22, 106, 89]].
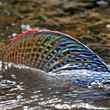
[[2, 29, 109, 73]]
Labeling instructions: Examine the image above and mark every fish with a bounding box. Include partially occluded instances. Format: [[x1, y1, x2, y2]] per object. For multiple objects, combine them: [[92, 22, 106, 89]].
[[1, 28, 110, 88]]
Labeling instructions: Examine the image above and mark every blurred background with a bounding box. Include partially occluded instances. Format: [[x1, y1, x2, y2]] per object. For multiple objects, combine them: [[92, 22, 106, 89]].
[[0, 0, 110, 63]]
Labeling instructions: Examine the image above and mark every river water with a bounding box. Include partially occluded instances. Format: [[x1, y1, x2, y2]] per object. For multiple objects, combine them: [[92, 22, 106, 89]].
[[0, 63, 110, 110]]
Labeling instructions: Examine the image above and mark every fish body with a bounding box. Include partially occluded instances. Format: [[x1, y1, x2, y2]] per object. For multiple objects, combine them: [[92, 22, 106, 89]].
[[1, 28, 110, 87]]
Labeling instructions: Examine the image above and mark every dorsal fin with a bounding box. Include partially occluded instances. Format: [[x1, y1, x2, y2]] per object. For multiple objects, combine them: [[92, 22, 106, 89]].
[[3, 29, 109, 73]]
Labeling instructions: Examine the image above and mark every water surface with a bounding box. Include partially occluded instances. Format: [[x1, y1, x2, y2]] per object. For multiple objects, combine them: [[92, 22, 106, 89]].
[[0, 64, 110, 110]]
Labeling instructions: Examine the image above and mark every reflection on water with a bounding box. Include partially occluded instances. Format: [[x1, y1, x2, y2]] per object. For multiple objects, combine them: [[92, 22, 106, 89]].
[[0, 64, 110, 110]]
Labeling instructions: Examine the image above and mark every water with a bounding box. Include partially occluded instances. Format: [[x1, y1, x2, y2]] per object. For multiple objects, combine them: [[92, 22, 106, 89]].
[[0, 63, 110, 110]]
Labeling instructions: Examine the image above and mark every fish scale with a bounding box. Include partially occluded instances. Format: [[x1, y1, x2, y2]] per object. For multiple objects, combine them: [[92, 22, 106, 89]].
[[1, 29, 108, 72]]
